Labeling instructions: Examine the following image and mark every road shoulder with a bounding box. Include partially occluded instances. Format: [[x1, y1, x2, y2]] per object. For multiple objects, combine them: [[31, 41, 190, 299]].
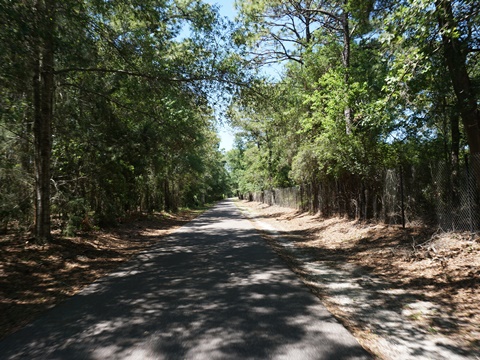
[[235, 200, 479, 360]]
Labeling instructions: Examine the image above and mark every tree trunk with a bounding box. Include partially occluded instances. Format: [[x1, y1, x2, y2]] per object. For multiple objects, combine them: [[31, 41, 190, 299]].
[[342, 3, 352, 135], [436, 0, 480, 156], [33, 0, 55, 243], [164, 178, 171, 211], [451, 109, 460, 173]]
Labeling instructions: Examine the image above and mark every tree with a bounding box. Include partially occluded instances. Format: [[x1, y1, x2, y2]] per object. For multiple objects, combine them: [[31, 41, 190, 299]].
[[436, 0, 480, 157], [33, 0, 56, 242], [235, 0, 370, 133], [0, 0, 242, 239], [378, 0, 479, 182]]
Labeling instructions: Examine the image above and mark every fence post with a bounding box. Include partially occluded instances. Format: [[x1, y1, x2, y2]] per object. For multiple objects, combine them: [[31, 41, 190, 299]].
[[465, 155, 474, 233], [400, 165, 406, 229]]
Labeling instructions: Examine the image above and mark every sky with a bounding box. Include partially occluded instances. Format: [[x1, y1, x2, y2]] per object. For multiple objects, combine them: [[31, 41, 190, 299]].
[[205, 0, 284, 152], [205, 0, 237, 152]]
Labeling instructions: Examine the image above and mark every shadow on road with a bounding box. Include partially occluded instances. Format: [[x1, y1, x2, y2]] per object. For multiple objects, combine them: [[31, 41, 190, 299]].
[[0, 202, 370, 359], [239, 204, 478, 359]]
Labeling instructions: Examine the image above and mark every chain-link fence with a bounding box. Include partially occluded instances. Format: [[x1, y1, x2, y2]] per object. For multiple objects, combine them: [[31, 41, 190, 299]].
[[242, 155, 480, 231], [431, 155, 480, 231]]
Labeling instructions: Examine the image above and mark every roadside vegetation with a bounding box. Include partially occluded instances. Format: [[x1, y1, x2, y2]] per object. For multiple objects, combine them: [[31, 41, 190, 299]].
[[1, 0, 240, 241], [226, 0, 480, 230]]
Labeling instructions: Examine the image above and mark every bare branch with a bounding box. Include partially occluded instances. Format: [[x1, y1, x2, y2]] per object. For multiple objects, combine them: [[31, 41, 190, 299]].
[[304, 8, 342, 23], [55, 67, 158, 78]]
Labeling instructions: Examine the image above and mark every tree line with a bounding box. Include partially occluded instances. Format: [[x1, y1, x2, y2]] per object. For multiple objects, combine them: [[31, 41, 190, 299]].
[[0, 0, 248, 241], [1, 0, 479, 240], [226, 0, 479, 223]]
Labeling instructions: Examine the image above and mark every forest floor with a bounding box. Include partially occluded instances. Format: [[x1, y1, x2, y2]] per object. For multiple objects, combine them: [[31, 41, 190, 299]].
[[237, 200, 480, 359], [0, 209, 205, 340]]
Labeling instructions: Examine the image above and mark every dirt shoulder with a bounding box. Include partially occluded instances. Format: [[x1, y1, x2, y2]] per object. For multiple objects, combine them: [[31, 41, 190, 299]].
[[0, 209, 205, 340], [237, 200, 480, 359]]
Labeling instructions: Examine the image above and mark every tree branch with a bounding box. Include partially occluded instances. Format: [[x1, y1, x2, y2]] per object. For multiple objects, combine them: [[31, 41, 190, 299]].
[[304, 8, 342, 23]]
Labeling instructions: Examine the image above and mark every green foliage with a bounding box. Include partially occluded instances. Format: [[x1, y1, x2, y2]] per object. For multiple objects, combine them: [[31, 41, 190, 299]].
[[231, 0, 479, 208], [2, 0, 479, 232], [0, 0, 239, 234]]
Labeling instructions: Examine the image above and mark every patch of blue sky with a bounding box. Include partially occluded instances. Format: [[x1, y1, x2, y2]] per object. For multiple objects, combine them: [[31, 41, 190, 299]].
[[203, 0, 237, 151], [383, 109, 439, 145], [175, 0, 286, 151]]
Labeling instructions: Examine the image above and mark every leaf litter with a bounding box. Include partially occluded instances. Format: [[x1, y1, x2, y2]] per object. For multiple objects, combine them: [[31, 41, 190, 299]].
[[238, 200, 480, 359]]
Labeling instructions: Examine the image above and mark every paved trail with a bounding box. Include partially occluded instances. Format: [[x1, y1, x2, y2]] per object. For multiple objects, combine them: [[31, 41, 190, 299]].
[[0, 200, 371, 359]]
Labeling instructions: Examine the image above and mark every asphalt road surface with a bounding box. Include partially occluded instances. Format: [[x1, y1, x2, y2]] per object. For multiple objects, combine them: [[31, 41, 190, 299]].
[[0, 200, 372, 359]]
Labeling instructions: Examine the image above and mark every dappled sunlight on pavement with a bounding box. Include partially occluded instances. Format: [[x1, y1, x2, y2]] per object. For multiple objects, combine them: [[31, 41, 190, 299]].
[[237, 201, 479, 360], [0, 200, 370, 359]]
